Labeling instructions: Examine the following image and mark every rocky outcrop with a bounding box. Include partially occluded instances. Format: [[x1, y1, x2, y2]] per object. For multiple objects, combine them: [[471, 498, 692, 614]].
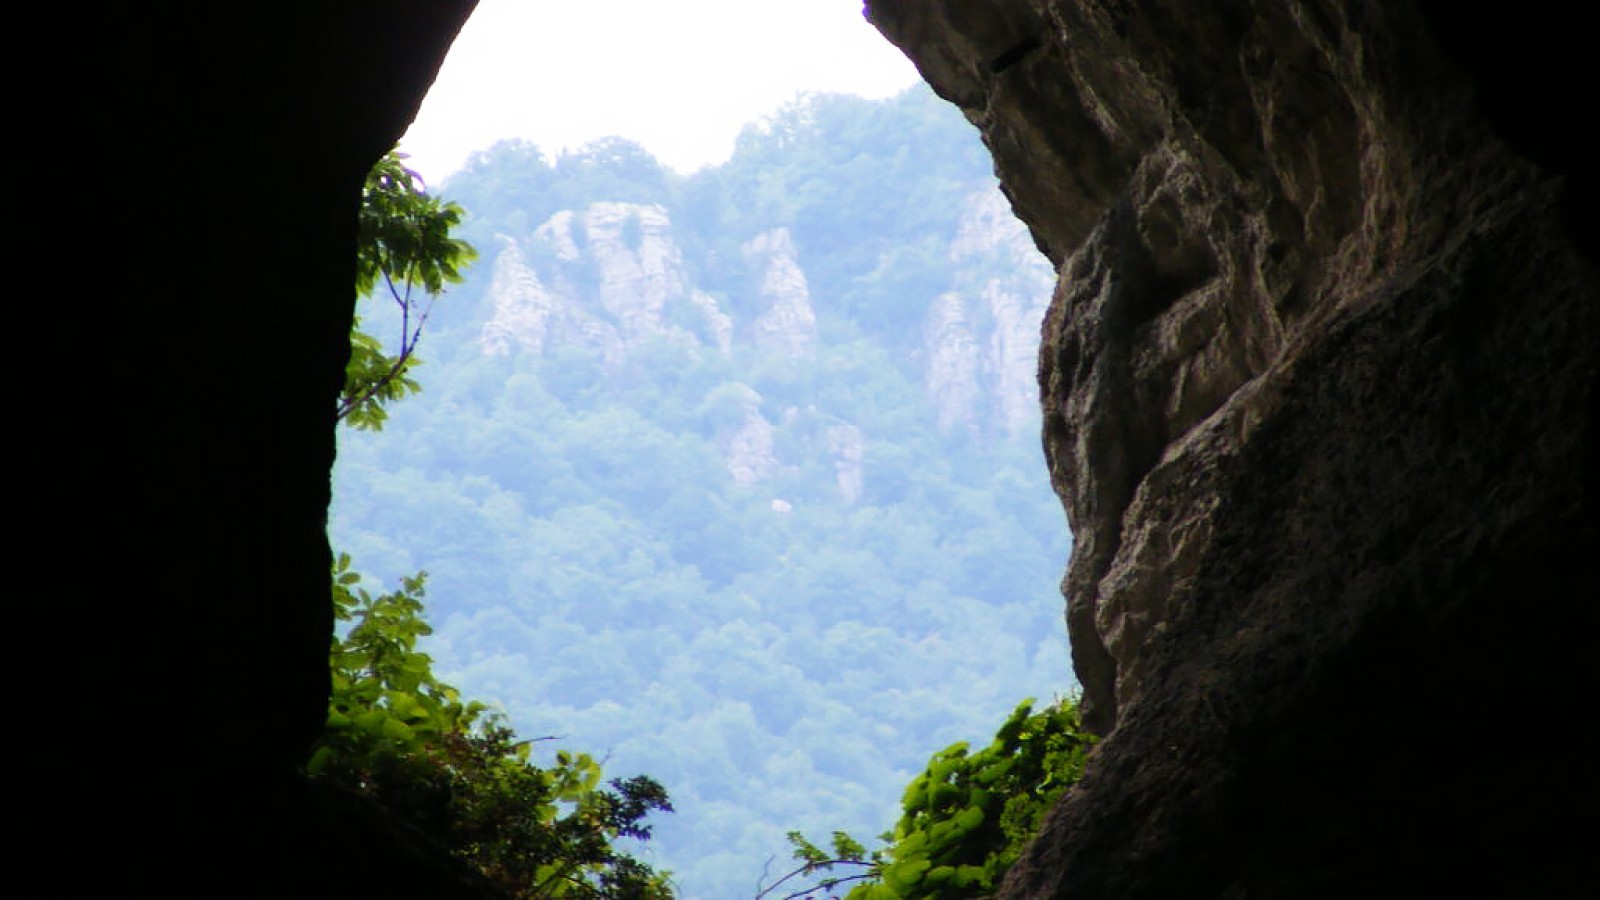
[[690, 289, 735, 356], [582, 203, 685, 342], [924, 290, 986, 431], [925, 189, 1057, 433], [870, 0, 1596, 896], [481, 181, 1058, 466], [481, 193, 1050, 491], [714, 383, 780, 486], [743, 228, 819, 359], [480, 236, 564, 356], [482, 202, 733, 365]]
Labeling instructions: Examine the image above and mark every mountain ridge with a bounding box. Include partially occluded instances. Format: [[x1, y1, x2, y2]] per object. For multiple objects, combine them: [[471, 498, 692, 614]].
[[333, 85, 1075, 898]]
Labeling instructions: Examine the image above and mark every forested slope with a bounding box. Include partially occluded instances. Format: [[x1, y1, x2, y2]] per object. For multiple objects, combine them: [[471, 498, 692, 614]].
[[331, 85, 1074, 899]]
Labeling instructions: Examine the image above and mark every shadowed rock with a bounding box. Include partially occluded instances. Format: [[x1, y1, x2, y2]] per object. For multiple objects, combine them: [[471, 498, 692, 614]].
[[869, 1, 1596, 896]]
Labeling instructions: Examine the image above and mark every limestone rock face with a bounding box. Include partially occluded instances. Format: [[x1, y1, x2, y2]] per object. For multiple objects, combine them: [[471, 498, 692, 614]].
[[583, 202, 686, 342], [479, 237, 562, 357], [926, 190, 1057, 434], [714, 383, 780, 486], [482, 202, 727, 365], [924, 290, 985, 432], [742, 228, 819, 359], [870, 0, 1597, 896], [480, 192, 1050, 493]]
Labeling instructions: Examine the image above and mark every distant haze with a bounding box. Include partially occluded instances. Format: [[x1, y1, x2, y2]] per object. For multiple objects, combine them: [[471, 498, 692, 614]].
[[400, 0, 921, 184], [336, 88, 1073, 899]]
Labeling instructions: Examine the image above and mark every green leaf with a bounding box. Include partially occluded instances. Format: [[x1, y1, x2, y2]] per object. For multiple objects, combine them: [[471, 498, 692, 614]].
[[883, 858, 931, 893], [380, 717, 413, 743]]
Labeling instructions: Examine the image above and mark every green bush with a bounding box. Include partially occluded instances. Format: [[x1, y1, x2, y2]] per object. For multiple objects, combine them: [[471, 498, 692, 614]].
[[310, 554, 674, 900], [769, 698, 1093, 900]]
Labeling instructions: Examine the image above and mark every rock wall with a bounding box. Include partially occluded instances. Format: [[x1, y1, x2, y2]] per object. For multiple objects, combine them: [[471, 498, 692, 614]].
[[869, 0, 1596, 896]]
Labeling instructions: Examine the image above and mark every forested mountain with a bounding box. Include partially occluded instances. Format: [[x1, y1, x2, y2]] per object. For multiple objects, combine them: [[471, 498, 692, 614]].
[[330, 85, 1075, 899]]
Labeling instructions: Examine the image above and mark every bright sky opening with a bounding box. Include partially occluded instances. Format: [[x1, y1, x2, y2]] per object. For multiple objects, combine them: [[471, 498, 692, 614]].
[[399, 0, 922, 185]]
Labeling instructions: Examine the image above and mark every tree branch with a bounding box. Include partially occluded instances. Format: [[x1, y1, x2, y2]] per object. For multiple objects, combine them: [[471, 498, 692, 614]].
[[754, 859, 877, 900]]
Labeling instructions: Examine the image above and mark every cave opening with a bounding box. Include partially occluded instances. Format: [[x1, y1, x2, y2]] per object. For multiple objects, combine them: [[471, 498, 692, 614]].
[[28, 3, 1594, 898], [324, 3, 1082, 897]]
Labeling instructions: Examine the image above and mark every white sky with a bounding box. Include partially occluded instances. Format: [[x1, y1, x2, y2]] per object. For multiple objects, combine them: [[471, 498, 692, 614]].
[[399, 0, 922, 186]]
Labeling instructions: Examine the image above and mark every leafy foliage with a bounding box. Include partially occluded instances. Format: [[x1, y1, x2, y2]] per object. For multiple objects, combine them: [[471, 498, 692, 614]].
[[316, 151, 673, 899], [340, 150, 476, 430], [767, 699, 1094, 900], [313, 554, 674, 899], [759, 832, 879, 900]]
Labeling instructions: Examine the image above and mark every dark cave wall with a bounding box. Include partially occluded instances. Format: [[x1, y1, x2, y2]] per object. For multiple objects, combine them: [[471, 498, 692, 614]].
[[16, 4, 478, 896], [867, 0, 1596, 897]]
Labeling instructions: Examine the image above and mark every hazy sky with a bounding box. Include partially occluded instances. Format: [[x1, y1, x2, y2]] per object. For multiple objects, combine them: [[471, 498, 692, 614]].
[[399, 0, 922, 185]]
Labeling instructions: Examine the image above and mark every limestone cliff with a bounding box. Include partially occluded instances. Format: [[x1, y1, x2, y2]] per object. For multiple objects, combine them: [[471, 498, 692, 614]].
[[481, 203, 725, 364], [870, 0, 1596, 896], [476, 191, 1052, 492], [714, 382, 781, 486], [927, 189, 1057, 434], [743, 228, 819, 360]]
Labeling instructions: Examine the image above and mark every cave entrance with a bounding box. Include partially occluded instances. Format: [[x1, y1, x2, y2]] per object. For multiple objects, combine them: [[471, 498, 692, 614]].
[[328, 4, 1078, 896]]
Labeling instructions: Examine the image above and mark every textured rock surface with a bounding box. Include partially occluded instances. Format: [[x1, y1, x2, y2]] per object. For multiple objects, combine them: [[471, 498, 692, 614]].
[[929, 190, 1058, 433], [870, 0, 1596, 896], [743, 228, 820, 359], [481, 236, 565, 356], [482, 202, 721, 364], [716, 383, 781, 485], [478, 192, 1052, 490]]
